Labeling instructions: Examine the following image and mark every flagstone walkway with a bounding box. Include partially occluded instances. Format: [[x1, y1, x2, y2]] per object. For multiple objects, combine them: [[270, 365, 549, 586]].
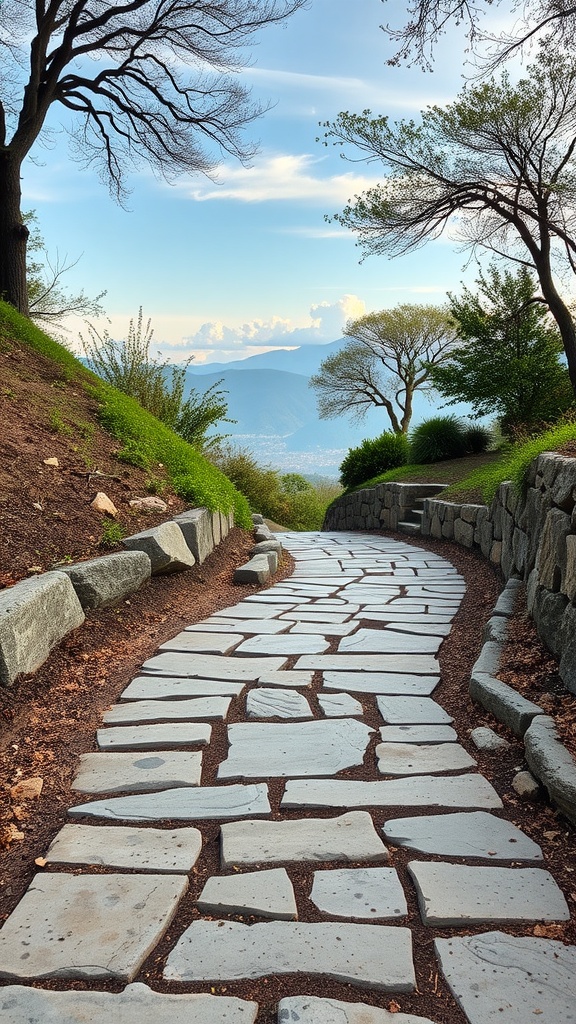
[[1, 532, 575, 1023]]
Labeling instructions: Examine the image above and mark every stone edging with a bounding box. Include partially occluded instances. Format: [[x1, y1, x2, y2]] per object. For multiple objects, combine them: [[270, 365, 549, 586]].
[[470, 579, 576, 826], [0, 506, 234, 688], [233, 516, 284, 584]]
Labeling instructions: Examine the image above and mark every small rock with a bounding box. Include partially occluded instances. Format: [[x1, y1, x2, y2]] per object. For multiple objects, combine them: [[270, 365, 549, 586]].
[[512, 770, 540, 799], [10, 777, 43, 801], [129, 496, 168, 512], [470, 726, 511, 752], [91, 491, 118, 517], [43, 457, 59, 467]]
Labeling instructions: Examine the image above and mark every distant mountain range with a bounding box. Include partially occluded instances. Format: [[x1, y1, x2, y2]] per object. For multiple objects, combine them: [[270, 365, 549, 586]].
[[184, 339, 459, 475]]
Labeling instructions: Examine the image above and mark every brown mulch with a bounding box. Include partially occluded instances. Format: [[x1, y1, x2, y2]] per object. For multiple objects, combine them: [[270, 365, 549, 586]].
[[498, 590, 576, 759], [1, 528, 575, 1023]]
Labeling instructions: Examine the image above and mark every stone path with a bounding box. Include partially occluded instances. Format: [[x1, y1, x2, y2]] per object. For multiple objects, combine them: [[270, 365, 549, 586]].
[[0, 531, 573, 1024]]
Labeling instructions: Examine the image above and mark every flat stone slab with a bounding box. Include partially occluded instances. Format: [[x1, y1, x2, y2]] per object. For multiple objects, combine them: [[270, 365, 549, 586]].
[[281, 775, 503, 811], [289, 622, 358, 636], [377, 696, 453, 725], [217, 603, 292, 618], [221, 811, 389, 867], [120, 677, 244, 700], [318, 693, 364, 717], [97, 722, 211, 751], [218, 719, 373, 779], [376, 742, 476, 776], [190, 619, 289, 634], [44, 823, 202, 873], [70, 783, 271, 822], [164, 920, 415, 992], [277, 995, 437, 1024], [279, 612, 353, 624], [310, 867, 407, 920], [296, 655, 439, 675], [197, 868, 297, 920], [408, 862, 569, 926], [103, 696, 232, 725], [158, 632, 243, 654], [257, 670, 314, 688], [0, 984, 259, 1024], [246, 688, 312, 719], [142, 653, 287, 678], [436, 931, 576, 1024], [379, 725, 458, 744], [0, 873, 186, 981], [338, 629, 441, 655], [234, 634, 331, 656], [72, 751, 203, 794], [383, 811, 543, 859], [322, 672, 440, 696], [361, 620, 451, 636]]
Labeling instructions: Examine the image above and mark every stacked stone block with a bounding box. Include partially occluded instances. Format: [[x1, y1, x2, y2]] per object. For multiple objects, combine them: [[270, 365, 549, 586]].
[[322, 453, 576, 695]]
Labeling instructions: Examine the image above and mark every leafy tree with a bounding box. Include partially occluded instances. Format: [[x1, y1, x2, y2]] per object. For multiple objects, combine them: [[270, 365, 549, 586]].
[[310, 304, 455, 433], [0, 0, 307, 314], [322, 51, 576, 396], [280, 473, 312, 495], [25, 212, 106, 326], [383, 1, 576, 69], [430, 264, 572, 432], [81, 308, 234, 452]]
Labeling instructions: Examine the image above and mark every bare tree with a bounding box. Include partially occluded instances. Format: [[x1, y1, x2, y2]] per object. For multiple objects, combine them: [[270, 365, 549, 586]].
[[310, 304, 456, 434], [382, 0, 576, 69], [0, 1, 308, 315], [322, 50, 576, 394], [25, 212, 106, 325]]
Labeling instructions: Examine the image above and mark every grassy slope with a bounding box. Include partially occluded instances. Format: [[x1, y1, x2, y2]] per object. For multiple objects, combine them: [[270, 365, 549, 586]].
[[0, 302, 252, 527], [342, 426, 576, 505]]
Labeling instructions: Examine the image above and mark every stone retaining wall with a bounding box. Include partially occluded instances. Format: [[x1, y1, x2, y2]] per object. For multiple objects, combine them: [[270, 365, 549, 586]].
[[324, 483, 447, 532], [0, 507, 233, 687], [323, 452, 576, 695]]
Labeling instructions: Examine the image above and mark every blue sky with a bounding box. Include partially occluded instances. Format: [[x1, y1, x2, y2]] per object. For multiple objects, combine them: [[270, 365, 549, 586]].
[[23, 0, 486, 364]]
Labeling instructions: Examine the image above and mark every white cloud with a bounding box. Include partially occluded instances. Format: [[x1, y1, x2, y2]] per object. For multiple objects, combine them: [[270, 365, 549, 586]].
[[181, 153, 381, 205], [181, 294, 367, 353], [244, 67, 454, 112]]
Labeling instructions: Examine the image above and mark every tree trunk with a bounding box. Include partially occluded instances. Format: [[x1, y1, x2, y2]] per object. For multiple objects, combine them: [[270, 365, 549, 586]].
[[536, 261, 576, 397], [0, 153, 29, 315]]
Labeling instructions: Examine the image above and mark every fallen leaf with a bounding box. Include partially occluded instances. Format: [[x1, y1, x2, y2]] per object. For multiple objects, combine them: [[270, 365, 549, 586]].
[[388, 1001, 401, 1013], [533, 924, 565, 938], [34, 857, 47, 868]]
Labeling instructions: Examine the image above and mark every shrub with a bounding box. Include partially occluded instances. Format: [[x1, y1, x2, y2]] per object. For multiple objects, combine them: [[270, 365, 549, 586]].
[[409, 416, 468, 464], [464, 423, 492, 454], [339, 432, 410, 489]]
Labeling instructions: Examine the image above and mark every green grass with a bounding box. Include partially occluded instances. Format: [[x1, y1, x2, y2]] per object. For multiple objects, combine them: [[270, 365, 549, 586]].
[[0, 301, 252, 528], [444, 422, 576, 503], [342, 423, 576, 506]]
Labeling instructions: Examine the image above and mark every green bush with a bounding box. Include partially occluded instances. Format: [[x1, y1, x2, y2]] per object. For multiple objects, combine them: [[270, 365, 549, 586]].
[[464, 423, 492, 454], [339, 432, 410, 489], [409, 416, 468, 464], [213, 447, 342, 530]]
